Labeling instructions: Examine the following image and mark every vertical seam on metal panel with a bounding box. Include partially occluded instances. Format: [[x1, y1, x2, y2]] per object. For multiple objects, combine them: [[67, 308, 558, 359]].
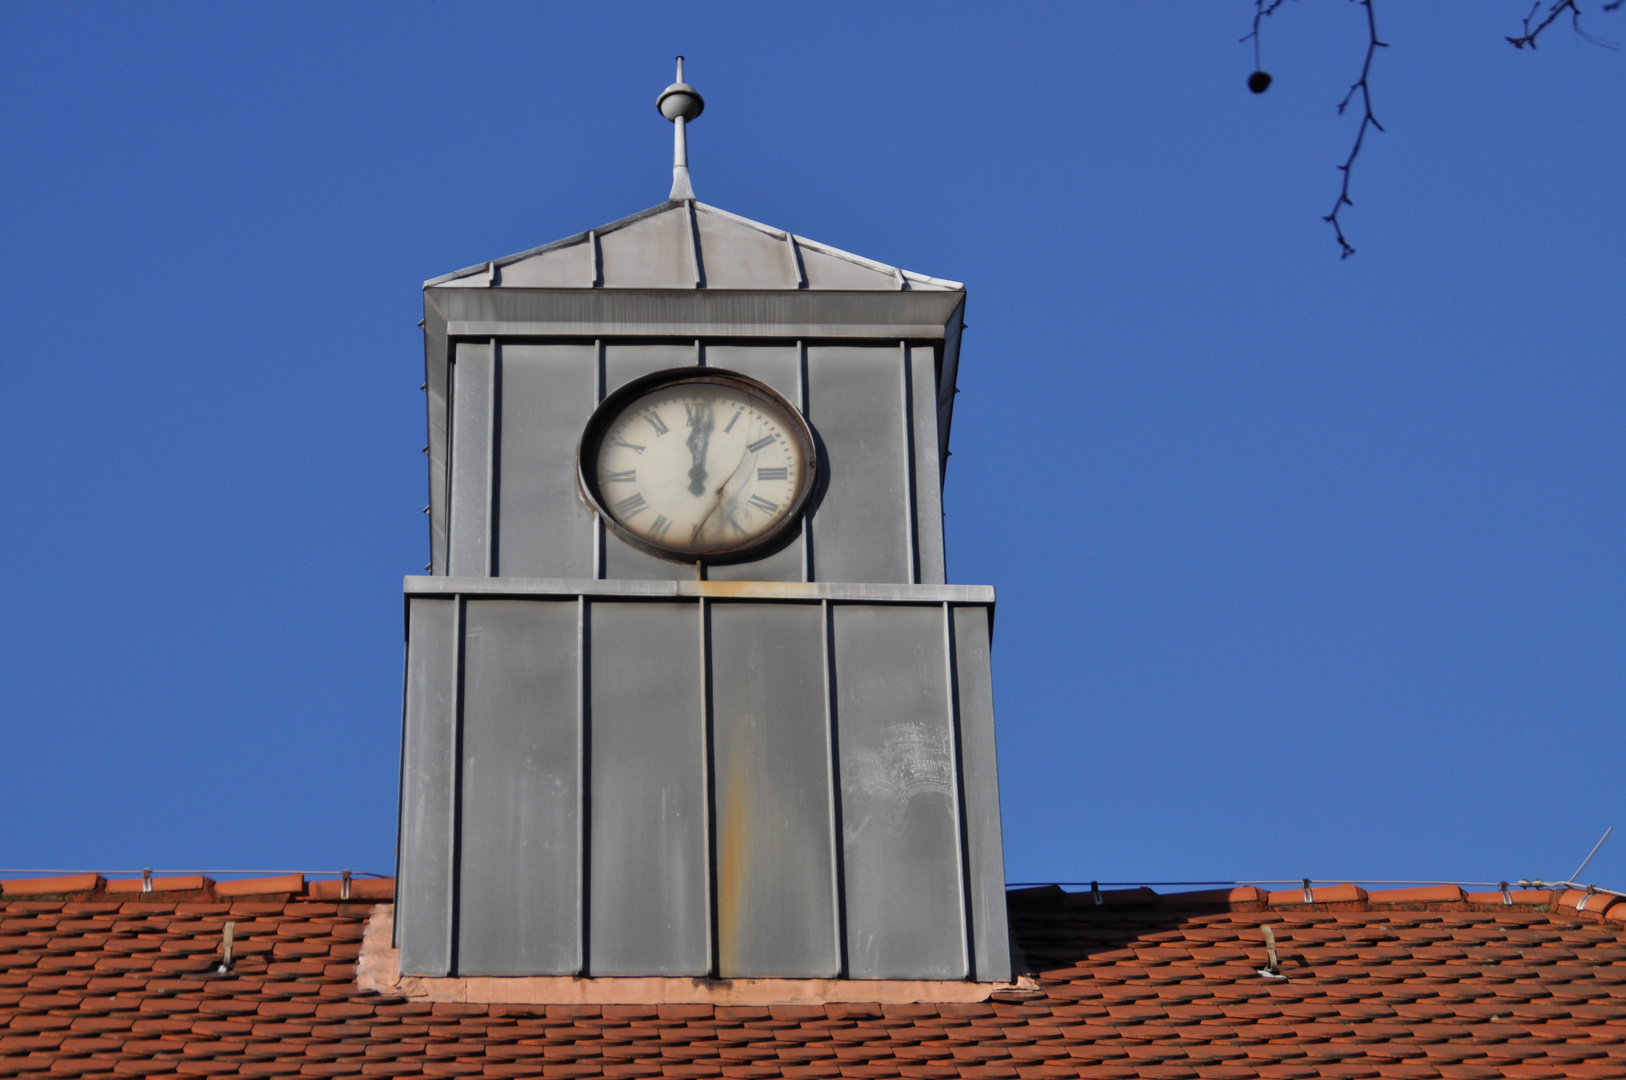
[[686, 200, 705, 289], [700, 597, 718, 977], [695, 338, 704, 367], [445, 352, 457, 576], [448, 594, 467, 976], [900, 341, 920, 585], [943, 602, 974, 979], [786, 233, 807, 289], [576, 595, 589, 975], [823, 599, 848, 977], [799, 341, 812, 584], [589, 231, 602, 288], [593, 341, 605, 580], [487, 340, 499, 577]]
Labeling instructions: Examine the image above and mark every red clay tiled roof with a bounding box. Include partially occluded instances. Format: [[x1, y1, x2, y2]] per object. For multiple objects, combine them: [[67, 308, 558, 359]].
[[4, 876, 1626, 1078]]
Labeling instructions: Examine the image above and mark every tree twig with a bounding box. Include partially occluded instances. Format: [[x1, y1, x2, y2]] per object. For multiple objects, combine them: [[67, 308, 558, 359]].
[[1240, 0, 1295, 71], [1508, 0, 1621, 49], [1324, 0, 1387, 258]]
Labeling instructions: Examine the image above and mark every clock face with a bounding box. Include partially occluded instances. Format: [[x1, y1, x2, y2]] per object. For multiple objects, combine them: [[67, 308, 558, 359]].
[[579, 370, 816, 561]]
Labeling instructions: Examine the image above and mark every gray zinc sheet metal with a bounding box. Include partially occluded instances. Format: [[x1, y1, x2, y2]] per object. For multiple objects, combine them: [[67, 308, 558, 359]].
[[495, 344, 597, 579], [499, 238, 594, 288], [398, 597, 460, 976], [425, 287, 964, 341], [587, 600, 710, 975], [832, 603, 968, 980], [950, 604, 1010, 982], [693, 211, 797, 290], [597, 209, 694, 289], [449, 342, 494, 577], [796, 244, 899, 291], [909, 345, 946, 585], [936, 300, 965, 472], [405, 576, 994, 605], [703, 344, 805, 583], [423, 307, 449, 576], [455, 600, 581, 975], [708, 602, 839, 977], [806, 346, 911, 584], [601, 344, 701, 582]]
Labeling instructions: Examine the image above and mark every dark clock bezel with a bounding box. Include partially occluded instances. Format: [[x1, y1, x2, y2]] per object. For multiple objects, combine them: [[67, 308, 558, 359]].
[[576, 366, 818, 564]]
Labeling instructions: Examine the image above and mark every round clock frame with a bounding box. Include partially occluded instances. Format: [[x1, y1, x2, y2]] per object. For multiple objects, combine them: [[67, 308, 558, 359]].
[[576, 367, 818, 564]]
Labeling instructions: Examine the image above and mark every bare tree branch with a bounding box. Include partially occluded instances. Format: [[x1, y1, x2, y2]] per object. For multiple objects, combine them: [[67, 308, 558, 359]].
[[1325, 0, 1387, 258], [1244, 2, 1619, 259], [1508, 0, 1620, 49]]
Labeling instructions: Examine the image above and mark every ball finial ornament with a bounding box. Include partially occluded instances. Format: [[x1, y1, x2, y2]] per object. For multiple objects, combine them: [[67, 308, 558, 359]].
[[658, 56, 704, 122]]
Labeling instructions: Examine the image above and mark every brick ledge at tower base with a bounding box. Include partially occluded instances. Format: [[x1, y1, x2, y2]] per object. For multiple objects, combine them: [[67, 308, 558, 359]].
[[361, 905, 1040, 1005]]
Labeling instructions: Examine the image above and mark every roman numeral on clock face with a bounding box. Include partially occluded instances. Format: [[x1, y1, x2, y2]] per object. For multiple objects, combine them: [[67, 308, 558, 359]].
[[612, 438, 646, 455], [757, 467, 787, 481], [604, 469, 636, 483], [643, 411, 670, 436], [723, 409, 743, 433], [746, 434, 776, 453], [748, 494, 779, 514], [613, 492, 648, 517], [648, 514, 672, 541]]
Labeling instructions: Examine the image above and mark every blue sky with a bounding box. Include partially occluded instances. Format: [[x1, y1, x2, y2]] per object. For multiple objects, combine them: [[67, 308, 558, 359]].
[[2, 2, 1622, 892]]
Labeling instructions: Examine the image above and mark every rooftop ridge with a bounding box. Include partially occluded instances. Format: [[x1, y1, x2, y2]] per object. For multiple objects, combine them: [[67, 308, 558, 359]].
[[423, 199, 963, 292]]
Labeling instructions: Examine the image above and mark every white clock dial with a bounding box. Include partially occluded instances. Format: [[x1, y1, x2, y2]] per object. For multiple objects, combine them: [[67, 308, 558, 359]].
[[585, 373, 814, 559]]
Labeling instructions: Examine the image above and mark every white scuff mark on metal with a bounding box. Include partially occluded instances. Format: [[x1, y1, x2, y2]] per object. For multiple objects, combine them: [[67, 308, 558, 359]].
[[842, 722, 954, 829]]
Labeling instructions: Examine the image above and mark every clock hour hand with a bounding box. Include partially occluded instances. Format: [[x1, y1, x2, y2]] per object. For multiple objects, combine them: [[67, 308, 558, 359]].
[[691, 446, 755, 541], [685, 400, 714, 496]]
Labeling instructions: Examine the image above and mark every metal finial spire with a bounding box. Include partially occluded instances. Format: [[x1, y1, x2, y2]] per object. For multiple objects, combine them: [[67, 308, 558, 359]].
[[657, 56, 704, 202]]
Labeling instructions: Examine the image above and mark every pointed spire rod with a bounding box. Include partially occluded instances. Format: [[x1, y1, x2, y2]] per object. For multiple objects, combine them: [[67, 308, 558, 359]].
[[657, 56, 704, 202]]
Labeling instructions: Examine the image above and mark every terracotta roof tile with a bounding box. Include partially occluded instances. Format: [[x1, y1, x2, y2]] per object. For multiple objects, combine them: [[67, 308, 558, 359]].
[[6, 881, 1626, 1078]]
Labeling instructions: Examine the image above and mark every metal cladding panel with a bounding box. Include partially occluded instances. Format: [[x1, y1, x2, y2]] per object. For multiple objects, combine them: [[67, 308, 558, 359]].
[[950, 605, 1010, 981], [398, 598, 460, 977], [709, 603, 839, 977], [495, 344, 597, 579], [703, 344, 805, 583], [597, 208, 694, 289], [449, 343, 494, 576], [807, 346, 911, 584], [693, 211, 797, 290], [797, 245, 898, 290], [832, 604, 968, 980], [456, 600, 581, 975], [499, 239, 594, 288], [909, 345, 946, 586], [601, 344, 702, 583], [587, 601, 710, 975]]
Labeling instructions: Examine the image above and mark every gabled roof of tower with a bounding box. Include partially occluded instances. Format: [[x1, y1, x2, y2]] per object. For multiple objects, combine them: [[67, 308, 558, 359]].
[[426, 200, 963, 292]]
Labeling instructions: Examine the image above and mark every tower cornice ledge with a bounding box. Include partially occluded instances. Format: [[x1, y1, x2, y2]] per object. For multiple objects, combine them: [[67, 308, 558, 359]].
[[425, 286, 966, 341]]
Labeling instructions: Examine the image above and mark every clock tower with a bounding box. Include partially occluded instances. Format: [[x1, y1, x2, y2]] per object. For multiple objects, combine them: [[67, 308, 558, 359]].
[[396, 63, 1009, 985]]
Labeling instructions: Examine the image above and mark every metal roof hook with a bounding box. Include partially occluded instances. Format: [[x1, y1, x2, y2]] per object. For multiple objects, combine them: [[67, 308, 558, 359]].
[[341, 870, 352, 901], [1090, 881, 1103, 906], [218, 921, 235, 974], [1257, 924, 1286, 979], [1302, 878, 1313, 904], [1500, 881, 1513, 906], [141, 868, 153, 894]]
